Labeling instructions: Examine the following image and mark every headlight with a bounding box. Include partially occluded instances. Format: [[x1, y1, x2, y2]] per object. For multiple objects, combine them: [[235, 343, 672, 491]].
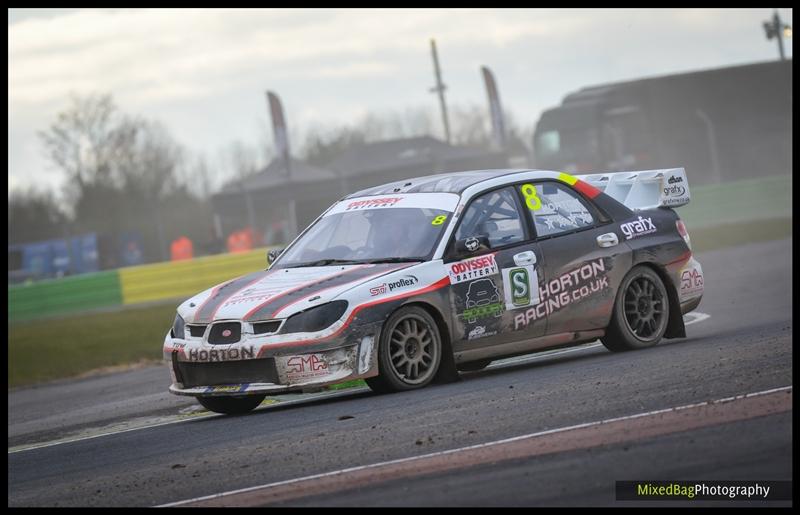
[[280, 301, 348, 334], [172, 314, 186, 339]]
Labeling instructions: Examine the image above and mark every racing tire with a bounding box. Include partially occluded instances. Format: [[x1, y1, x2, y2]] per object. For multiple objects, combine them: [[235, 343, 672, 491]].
[[602, 265, 670, 352], [366, 306, 442, 393], [456, 359, 492, 372], [197, 394, 267, 415]]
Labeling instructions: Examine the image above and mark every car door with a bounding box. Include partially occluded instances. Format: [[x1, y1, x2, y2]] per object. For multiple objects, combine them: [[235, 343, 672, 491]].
[[516, 179, 632, 337], [443, 186, 546, 353]]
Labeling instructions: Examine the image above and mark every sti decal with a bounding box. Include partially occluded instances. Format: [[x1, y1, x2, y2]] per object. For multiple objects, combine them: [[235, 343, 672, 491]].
[[514, 259, 609, 330], [620, 216, 656, 240], [369, 275, 419, 297], [502, 264, 540, 310], [462, 278, 503, 323], [448, 253, 499, 284]]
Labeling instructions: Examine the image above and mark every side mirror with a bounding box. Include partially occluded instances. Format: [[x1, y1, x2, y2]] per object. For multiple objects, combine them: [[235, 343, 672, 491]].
[[267, 247, 285, 266], [455, 235, 490, 256]]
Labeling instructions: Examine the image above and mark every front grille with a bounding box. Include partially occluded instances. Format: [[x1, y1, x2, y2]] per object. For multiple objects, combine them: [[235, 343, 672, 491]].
[[187, 325, 207, 338], [253, 320, 281, 335], [175, 358, 279, 388], [208, 322, 241, 345]]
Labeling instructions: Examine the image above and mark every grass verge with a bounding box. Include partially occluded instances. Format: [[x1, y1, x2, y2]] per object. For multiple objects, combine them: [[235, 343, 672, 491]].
[[9, 302, 176, 388]]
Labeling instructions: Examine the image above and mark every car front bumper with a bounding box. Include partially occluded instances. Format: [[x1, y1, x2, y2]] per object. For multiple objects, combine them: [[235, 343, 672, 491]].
[[164, 322, 382, 397]]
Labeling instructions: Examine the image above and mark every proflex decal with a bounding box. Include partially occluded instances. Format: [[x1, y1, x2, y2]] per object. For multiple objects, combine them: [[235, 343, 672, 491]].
[[620, 216, 656, 240], [448, 253, 498, 284], [462, 278, 503, 323], [369, 275, 419, 296], [514, 258, 609, 330], [502, 264, 540, 311]]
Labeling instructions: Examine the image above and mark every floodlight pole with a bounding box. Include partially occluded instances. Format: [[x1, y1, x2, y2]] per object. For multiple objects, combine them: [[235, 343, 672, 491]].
[[429, 39, 452, 144]]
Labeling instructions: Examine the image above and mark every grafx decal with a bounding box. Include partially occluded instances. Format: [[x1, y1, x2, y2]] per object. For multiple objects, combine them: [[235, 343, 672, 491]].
[[663, 175, 687, 204], [502, 264, 540, 310], [514, 258, 609, 330], [188, 346, 255, 362], [448, 253, 499, 284], [462, 278, 503, 323], [620, 216, 657, 240]]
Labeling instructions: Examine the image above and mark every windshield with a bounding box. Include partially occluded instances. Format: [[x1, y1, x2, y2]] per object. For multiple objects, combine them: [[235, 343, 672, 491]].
[[275, 193, 459, 268]]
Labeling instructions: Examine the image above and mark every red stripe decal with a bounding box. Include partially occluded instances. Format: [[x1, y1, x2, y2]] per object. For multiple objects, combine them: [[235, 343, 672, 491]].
[[666, 250, 692, 266], [574, 179, 602, 199], [257, 276, 450, 355], [243, 265, 370, 321], [269, 264, 411, 319], [208, 272, 275, 322]]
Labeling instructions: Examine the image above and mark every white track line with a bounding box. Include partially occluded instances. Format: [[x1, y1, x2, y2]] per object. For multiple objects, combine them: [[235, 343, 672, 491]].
[[9, 313, 711, 454], [7, 389, 361, 454], [158, 384, 791, 507]]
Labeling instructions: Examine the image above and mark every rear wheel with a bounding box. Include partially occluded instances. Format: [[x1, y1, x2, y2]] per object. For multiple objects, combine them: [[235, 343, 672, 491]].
[[197, 394, 266, 415], [366, 306, 442, 393], [602, 265, 669, 352]]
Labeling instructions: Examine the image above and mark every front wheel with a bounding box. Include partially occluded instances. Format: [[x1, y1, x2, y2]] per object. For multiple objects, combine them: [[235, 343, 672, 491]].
[[197, 394, 266, 415], [366, 306, 442, 393], [601, 265, 669, 352]]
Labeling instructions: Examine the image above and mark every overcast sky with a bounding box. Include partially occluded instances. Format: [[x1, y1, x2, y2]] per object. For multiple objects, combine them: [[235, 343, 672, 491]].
[[8, 8, 793, 197]]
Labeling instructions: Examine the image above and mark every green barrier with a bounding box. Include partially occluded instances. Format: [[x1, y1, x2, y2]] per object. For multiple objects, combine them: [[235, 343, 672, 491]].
[[8, 270, 122, 322]]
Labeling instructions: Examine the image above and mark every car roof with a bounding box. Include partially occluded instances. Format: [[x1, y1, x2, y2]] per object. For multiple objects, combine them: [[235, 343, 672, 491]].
[[344, 169, 556, 198]]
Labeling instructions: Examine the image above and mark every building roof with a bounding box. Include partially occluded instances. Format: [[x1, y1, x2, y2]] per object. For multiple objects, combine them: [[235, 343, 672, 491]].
[[327, 136, 500, 177], [218, 158, 340, 194]]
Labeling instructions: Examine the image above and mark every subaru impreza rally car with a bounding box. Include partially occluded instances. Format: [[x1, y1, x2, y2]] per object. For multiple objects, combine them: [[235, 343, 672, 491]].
[[164, 168, 704, 414]]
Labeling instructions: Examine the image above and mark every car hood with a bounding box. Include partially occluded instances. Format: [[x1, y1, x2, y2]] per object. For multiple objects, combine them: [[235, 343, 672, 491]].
[[179, 263, 416, 324]]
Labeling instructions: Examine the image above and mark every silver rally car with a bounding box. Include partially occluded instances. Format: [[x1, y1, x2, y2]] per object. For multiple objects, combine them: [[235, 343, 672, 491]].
[[164, 168, 704, 414]]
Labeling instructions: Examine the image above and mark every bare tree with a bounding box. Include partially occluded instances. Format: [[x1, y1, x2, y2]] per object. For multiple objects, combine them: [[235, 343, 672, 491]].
[[38, 93, 122, 196], [8, 187, 69, 245]]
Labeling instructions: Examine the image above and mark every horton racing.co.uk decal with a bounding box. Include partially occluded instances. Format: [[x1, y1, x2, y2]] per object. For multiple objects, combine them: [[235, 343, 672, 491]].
[[514, 258, 609, 330]]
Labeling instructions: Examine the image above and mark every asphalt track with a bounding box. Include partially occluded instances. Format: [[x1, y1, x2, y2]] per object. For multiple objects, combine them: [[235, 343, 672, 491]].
[[8, 237, 792, 506]]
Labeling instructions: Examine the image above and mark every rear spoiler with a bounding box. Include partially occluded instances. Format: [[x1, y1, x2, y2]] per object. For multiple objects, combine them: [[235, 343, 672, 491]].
[[576, 168, 690, 210]]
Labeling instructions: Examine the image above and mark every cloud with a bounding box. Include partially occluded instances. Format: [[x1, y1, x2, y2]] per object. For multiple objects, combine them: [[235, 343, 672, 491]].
[[8, 8, 791, 194]]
